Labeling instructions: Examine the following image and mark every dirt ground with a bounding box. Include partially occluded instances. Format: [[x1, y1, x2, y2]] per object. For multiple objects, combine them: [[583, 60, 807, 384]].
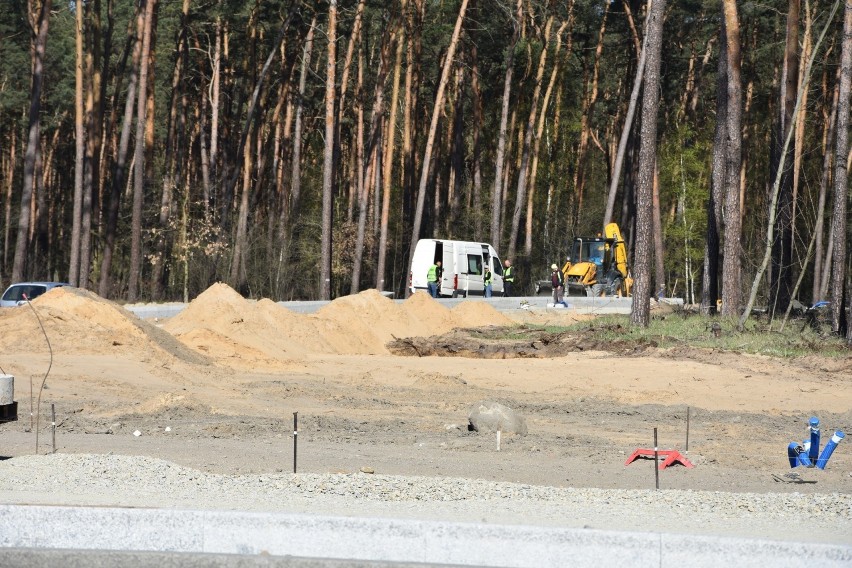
[[0, 284, 850, 494]]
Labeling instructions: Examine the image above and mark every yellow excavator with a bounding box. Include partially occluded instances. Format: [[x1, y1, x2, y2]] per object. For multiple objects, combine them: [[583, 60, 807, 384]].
[[560, 222, 632, 297]]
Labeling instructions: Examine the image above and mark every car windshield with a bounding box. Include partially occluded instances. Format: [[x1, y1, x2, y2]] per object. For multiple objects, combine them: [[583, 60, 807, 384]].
[[2, 284, 48, 303]]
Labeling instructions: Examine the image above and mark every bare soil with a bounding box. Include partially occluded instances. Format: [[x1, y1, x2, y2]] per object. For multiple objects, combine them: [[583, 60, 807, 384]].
[[0, 285, 850, 495]]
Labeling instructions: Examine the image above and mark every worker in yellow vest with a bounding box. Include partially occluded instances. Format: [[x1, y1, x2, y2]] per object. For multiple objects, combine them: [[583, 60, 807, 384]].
[[503, 259, 515, 297], [427, 260, 443, 298]]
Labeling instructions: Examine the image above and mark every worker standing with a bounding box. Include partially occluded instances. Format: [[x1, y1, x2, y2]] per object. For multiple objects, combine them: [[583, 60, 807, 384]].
[[427, 260, 443, 298], [550, 264, 566, 307], [484, 265, 493, 298], [503, 259, 515, 297]]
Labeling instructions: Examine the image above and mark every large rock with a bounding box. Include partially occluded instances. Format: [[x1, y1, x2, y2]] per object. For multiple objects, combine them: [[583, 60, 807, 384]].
[[468, 401, 528, 435]]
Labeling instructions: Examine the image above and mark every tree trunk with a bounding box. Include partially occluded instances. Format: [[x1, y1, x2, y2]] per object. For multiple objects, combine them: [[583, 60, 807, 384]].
[[12, 0, 52, 283], [70, 0, 86, 287], [720, 0, 743, 317], [408, 0, 469, 268], [490, 10, 518, 248], [652, 161, 665, 297], [629, 0, 664, 328], [320, 1, 337, 300], [128, 0, 156, 302], [830, 0, 852, 336], [701, 16, 727, 314]]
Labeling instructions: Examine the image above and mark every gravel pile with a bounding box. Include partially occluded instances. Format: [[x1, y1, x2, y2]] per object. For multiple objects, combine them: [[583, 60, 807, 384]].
[[0, 453, 849, 544]]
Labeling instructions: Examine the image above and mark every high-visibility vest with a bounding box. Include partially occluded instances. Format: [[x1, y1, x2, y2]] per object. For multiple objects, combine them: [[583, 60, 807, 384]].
[[484, 269, 492, 285], [504, 266, 515, 283], [427, 264, 438, 282]]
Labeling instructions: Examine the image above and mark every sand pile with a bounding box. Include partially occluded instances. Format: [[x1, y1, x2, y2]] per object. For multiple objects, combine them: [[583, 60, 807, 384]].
[[451, 301, 515, 328], [0, 287, 208, 364], [401, 291, 457, 336], [163, 284, 515, 365], [163, 284, 318, 368]]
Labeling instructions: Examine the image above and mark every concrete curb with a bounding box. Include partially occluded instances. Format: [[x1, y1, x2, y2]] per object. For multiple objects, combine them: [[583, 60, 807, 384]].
[[1, 505, 849, 567]]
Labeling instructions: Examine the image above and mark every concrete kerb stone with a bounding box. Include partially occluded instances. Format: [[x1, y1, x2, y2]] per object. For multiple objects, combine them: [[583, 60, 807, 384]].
[[1, 505, 850, 568]]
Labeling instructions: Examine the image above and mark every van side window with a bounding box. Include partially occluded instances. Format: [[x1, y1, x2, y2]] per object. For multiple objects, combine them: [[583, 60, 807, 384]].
[[492, 258, 503, 276], [467, 255, 482, 275]]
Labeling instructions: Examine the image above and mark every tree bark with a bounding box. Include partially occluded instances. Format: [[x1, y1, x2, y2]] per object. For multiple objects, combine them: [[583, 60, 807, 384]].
[[701, 15, 727, 314], [12, 0, 52, 283], [720, 0, 743, 317], [830, 0, 852, 336], [70, 0, 86, 287], [629, 0, 664, 328], [320, 1, 338, 300]]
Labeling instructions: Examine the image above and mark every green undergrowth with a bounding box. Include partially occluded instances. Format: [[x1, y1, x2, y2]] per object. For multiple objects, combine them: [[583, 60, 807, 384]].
[[524, 313, 851, 358]]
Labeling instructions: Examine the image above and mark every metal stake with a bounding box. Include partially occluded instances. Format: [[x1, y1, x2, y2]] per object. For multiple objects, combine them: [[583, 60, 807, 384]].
[[51, 403, 56, 454], [686, 407, 690, 453], [496, 429, 501, 451], [293, 411, 298, 473], [654, 427, 660, 490]]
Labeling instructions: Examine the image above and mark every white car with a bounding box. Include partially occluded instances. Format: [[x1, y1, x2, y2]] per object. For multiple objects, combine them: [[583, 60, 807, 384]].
[[0, 282, 70, 307]]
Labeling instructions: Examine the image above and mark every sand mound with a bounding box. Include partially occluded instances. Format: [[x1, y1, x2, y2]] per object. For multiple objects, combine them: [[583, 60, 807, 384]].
[[0, 287, 208, 364], [401, 291, 457, 336], [163, 283, 311, 367], [312, 290, 421, 353], [451, 301, 515, 328], [162, 284, 520, 365]]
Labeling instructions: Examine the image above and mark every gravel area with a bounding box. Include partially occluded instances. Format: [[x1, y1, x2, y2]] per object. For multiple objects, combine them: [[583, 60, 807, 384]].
[[1, 453, 849, 545]]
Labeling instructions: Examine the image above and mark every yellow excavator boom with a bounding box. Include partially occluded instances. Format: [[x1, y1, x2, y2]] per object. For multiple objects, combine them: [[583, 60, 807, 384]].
[[604, 222, 628, 280]]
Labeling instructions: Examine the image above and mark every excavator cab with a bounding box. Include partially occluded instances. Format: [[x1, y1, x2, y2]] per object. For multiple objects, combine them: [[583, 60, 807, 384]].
[[562, 223, 631, 297]]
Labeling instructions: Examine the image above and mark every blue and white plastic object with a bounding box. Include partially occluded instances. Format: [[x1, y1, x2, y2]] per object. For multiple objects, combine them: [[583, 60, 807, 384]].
[[808, 417, 821, 462], [788, 416, 844, 470], [816, 431, 845, 470], [787, 442, 801, 468], [798, 441, 813, 467]]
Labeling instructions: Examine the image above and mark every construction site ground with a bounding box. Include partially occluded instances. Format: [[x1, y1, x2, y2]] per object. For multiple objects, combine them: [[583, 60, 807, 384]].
[[0, 284, 850, 548]]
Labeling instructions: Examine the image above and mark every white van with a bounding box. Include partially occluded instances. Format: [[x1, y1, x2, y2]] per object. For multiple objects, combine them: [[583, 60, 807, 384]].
[[409, 239, 504, 297]]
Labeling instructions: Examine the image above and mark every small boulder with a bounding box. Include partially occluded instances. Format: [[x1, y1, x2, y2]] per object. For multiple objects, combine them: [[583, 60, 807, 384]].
[[468, 400, 527, 435]]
